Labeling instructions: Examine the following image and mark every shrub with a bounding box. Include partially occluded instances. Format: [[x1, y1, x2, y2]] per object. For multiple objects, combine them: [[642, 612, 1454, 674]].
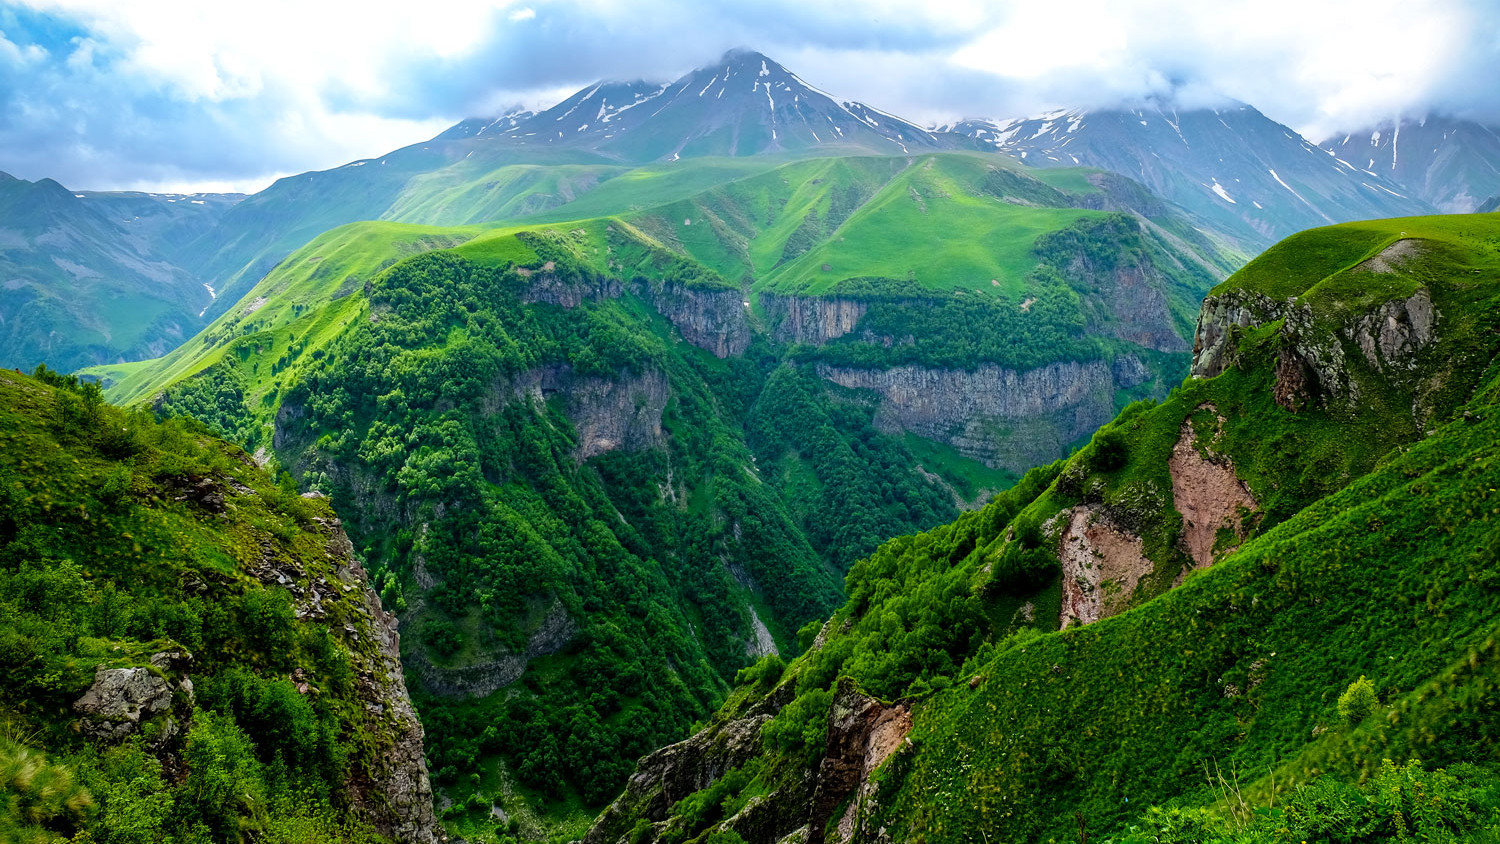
[[1091, 427, 1128, 472], [1337, 675, 1378, 725]]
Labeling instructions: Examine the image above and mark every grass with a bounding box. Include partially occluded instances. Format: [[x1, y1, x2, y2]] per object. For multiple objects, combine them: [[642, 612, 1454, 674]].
[[1212, 214, 1500, 302], [596, 211, 1500, 844], [86, 220, 486, 407], [901, 433, 1018, 506]]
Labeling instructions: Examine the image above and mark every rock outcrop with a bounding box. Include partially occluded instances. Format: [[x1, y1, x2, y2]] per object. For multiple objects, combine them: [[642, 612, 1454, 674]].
[[586, 678, 911, 844], [1061, 255, 1187, 353], [760, 294, 869, 345], [518, 269, 622, 308], [255, 512, 439, 844], [1191, 279, 1439, 412], [1167, 415, 1258, 575], [72, 661, 186, 741], [586, 714, 774, 844], [1057, 506, 1154, 628], [1189, 289, 1281, 380], [643, 282, 752, 358], [408, 601, 577, 698], [812, 682, 912, 844], [500, 365, 669, 460], [816, 360, 1118, 473]]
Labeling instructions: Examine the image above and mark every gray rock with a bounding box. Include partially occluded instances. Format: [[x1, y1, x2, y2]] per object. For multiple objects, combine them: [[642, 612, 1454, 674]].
[[496, 364, 670, 461], [644, 283, 752, 358], [73, 666, 175, 740], [816, 360, 1119, 473], [586, 714, 772, 844], [760, 294, 869, 346]]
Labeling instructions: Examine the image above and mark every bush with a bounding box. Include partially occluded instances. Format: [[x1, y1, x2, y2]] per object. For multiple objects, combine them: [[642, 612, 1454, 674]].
[[1337, 675, 1378, 725], [735, 654, 786, 688], [1091, 427, 1128, 472]]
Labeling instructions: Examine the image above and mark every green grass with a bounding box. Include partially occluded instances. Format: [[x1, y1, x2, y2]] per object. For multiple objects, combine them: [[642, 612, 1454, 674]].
[[901, 433, 1018, 505], [86, 220, 486, 407], [1212, 214, 1500, 302], [595, 212, 1500, 844]]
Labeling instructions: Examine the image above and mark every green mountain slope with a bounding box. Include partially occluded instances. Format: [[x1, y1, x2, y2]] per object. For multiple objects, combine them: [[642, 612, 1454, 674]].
[[0, 367, 436, 844], [79, 144, 1239, 836], [0, 174, 212, 372], [100, 223, 983, 835], [586, 213, 1500, 844]]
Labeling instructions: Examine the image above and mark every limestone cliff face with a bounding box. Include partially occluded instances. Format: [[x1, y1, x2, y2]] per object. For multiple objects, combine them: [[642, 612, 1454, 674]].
[[517, 268, 622, 308], [1189, 288, 1281, 380], [1059, 253, 1188, 353], [1191, 273, 1439, 414], [586, 711, 777, 844], [642, 282, 752, 358], [273, 509, 438, 843], [815, 360, 1119, 473], [406, 601, 577, 698], [498, 364, 669, 460], [760, 294, 869, 345]]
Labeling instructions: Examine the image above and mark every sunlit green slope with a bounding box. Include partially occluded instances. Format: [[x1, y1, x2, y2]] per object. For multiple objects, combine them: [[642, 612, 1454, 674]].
[[586, 213, 1500, 844]]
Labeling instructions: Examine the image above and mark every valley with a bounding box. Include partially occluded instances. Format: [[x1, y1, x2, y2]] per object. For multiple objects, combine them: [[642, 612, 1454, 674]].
[[3, 36, 1500, 844]]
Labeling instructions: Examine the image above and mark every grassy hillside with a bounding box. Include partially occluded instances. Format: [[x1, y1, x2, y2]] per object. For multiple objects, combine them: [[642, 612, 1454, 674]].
[[587, 213, 1500, 844], [111, 227, 986, 836], [604, 152, 1233, 299], [0, 367, 433, 844], [90, 221, 487, 413]]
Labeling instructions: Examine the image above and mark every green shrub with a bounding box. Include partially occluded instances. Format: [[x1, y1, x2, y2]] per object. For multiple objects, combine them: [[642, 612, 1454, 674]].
[[1338, 675, 1379, 725]]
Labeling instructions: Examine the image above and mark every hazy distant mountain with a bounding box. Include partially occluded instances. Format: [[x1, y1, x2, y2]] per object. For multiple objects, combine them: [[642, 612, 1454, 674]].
[[1320, 116, 1500, 213], [942, 101, 1433, 250], [455, 49, 952, 161], [172, 50, 970, 321], [0, 172, 238, 371]]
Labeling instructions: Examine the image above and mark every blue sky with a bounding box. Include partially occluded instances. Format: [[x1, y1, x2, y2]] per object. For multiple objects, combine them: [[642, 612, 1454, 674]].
[[1, 0, 1496, 193]]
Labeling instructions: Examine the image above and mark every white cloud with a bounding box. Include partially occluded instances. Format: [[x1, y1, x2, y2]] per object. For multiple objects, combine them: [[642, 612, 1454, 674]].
[[0, 0, 1494, 191]]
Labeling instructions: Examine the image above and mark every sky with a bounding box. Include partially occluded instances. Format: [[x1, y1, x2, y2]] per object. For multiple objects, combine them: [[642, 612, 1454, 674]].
[[1, 0, 1496, 193]]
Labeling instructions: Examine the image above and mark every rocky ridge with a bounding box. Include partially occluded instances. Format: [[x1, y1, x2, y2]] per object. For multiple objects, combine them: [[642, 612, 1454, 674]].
[[816, 360, 1119, 473]]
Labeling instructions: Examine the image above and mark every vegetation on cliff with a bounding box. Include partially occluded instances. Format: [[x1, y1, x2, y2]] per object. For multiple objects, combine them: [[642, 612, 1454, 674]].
[[0, 367, 433, 844], [586, 213, 1500, 844]]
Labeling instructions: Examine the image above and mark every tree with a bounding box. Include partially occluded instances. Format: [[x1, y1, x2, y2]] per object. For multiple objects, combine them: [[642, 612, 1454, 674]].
[[1337, 675, 1378, 725]]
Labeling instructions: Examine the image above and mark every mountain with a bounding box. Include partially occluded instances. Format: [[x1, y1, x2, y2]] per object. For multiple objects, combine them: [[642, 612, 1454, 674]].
[[1320, 115, 1500, 213], [943, 101, 1434, 251], [84, 145, 1238, 834], [0, 172, 238, 372], [169, 50, 963, 324], [74, 188, 245, 267], [0, 366, 435, 843], [587, 212, 1500, 844], [465, 49, 952, 162]]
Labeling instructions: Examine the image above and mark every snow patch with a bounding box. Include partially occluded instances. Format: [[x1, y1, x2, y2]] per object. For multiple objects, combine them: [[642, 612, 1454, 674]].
[[1208, 179, 1236, 204]]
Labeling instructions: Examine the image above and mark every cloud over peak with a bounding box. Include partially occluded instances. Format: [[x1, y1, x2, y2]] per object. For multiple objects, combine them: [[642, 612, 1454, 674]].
[[0, 0, 1495, 192]]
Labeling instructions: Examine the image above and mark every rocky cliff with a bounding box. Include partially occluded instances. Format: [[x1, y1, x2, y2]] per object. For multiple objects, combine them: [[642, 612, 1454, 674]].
[[498, 364, 670, 460], [303, 509, 439, 843], [517, 266, 623, 307], [643, 282, 753, 357], [760, 294, 870, 345], [586, 677, 911, 844], [815, 360, 1119, 473], [1191, 239, 1441, 416]]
